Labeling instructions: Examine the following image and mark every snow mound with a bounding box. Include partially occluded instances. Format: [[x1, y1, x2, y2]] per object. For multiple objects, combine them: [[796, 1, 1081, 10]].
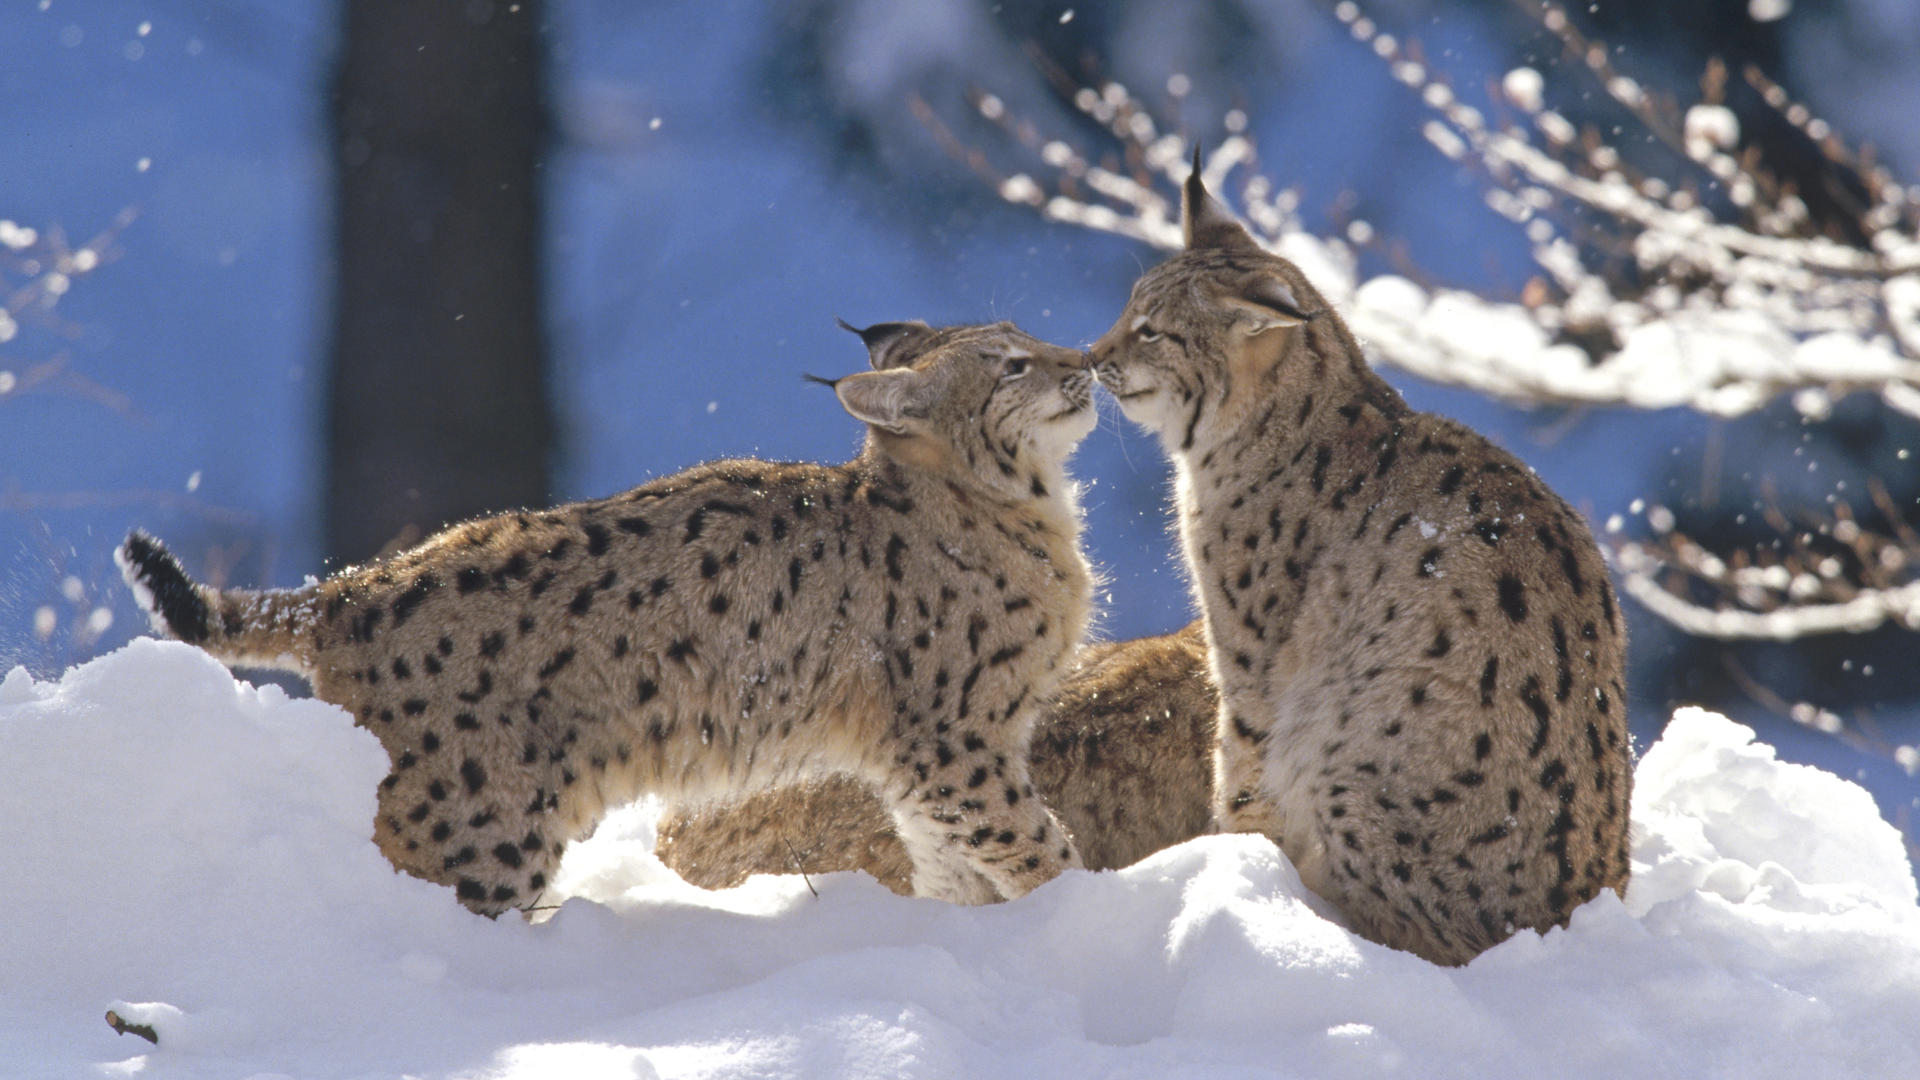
[[4, 641, 1918, 1078]]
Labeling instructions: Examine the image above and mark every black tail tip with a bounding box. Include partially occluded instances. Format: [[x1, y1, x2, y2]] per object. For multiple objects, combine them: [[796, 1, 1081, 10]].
[[117, 530, 211, 644]]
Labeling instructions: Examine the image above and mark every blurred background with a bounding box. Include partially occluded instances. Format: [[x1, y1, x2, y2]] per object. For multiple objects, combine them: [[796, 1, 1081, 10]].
[[2, 0, 1915, 856]]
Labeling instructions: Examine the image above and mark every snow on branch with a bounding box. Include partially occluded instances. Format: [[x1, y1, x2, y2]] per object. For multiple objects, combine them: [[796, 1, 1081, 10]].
[[3, 209, 179, 668], [0, 208, 132, 406], [1608, 489, 1918, 771], [1609, 486, 1920, 641], [937, 1, 1920, 421]]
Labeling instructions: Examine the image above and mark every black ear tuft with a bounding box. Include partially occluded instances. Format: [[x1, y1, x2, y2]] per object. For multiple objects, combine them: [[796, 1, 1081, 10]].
[[837, 318, 937, 370], [1181, 148, 1260, 253]]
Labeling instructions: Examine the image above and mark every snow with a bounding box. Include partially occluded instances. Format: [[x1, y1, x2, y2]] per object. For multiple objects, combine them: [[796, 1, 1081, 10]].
[[1345, 265, 1920, 417], [1684, 104, 1742, 158], [1500, 67, 1544, 113], [6, 641, 1920, 1078]]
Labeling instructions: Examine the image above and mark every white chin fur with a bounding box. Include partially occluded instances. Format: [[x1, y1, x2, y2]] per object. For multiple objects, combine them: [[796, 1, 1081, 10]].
[[1031, 412, 1096, 464], [1113, 390, 1175, 438], [1060, 403, 1099, 444]]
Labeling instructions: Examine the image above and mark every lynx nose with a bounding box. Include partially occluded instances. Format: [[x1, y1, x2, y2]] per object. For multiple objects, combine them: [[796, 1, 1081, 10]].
[[1087, 325, 1123, 366], [1046, 343, 1094, 370]]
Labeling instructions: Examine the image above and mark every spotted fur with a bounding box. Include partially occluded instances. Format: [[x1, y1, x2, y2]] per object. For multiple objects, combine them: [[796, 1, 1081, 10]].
[[121, 322, 1099, 913], [657, 622, 1216, 892], [1086, 164, 1632, 964]]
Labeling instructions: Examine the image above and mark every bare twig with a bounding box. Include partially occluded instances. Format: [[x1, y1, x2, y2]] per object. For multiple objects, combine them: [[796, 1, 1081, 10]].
[[783, 837, 819, 897], [0, 488, 262, 528], [1609, 496, 1920, 641], [103, 1010, 158, 1045]]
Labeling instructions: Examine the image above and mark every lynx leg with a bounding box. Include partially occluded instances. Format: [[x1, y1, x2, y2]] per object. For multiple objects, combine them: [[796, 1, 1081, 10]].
[[887, 798, 1003, 904], [1212, 704, 1284, 837], [371, 758, 568, 916], [656, 776, 916, 894], [885, 729, 1080, 903]]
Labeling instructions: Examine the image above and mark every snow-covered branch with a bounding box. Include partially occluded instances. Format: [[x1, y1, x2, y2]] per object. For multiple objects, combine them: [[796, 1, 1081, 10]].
[[3, 209, 155, 667], [943, 1, 1920, 420], [1609, 491, 1920, 641], [1609, 494, 1918, 772], [0, 209, 130, 402]]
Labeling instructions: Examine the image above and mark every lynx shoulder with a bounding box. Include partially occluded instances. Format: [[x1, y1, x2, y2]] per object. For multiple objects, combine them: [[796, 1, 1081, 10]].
[[657, 622, 1216, 892], [1086, 163, 1631, 964], [121, 321, 1098, 912]]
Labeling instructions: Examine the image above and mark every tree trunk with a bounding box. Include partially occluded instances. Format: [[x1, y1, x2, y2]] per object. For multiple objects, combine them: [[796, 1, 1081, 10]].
[[325, 0, 553, 566]]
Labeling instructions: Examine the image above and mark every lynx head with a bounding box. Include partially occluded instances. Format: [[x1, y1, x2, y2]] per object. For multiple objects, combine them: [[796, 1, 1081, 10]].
[[1089, 155, 1337, 456], [830, 320, 1096, 499]]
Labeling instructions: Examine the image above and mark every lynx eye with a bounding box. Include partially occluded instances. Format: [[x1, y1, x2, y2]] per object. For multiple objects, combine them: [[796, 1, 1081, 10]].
[[1001, 355, 1031, 379], [1130, 315, 1164, 343]]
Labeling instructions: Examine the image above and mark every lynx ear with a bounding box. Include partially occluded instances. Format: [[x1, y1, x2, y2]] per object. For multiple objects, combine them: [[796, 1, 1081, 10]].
[[838, 318, 937, 371], [1221, 275, 1310, 334], [1218, 273, 1310, 391], [1182, 147, 1259, 252], [834, 368, 933, 434]]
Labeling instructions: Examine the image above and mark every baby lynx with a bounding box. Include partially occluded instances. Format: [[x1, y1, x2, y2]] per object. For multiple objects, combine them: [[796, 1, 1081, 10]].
[[121, 321, 1098, 912], [1088, 161, 1631, 964], [658, 623, 1215, 892]]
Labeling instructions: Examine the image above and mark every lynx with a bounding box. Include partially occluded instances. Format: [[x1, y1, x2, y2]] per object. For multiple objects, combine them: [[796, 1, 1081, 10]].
[[657, 622, 1215, 892], [1085, 162, 1632, 964], [120, 320, 1099, 913]]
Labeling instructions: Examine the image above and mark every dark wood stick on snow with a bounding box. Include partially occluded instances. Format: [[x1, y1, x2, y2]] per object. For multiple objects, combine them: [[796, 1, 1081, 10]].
[[104, 1010, 159, 1045]]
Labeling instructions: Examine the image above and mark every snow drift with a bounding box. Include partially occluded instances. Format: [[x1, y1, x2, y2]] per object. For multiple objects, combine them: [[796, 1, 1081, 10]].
[[4, 638, 1918, 1078]]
